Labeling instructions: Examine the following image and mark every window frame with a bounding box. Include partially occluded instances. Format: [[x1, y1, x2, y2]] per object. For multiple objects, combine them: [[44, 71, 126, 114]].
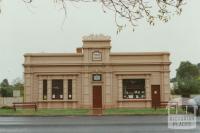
[[68, 79, 72, 100], [52, 79, 64, 100], [122, 79, 146, 99], [43, 80, 47, 100]]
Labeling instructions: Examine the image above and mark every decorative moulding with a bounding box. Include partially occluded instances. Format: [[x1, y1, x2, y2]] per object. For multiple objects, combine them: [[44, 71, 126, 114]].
[[82, 34, 111, 41]]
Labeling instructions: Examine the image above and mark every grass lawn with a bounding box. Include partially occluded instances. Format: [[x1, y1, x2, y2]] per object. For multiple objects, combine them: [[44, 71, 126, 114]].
[[104, 108, 184, 115], [0, 108, 185, 116], [0, 108, 90, 116]]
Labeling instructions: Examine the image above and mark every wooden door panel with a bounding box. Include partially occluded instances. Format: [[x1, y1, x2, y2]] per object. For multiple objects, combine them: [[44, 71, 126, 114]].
[[151, 85, 160, 108], [93, 86, 102, 108]]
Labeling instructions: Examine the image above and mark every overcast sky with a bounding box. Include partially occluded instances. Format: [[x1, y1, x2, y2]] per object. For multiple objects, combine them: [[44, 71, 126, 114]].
[[0, 0, 200, 83]]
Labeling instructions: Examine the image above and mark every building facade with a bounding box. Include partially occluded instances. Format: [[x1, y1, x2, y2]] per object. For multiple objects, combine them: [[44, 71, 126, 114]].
[[24, 34, 171, 109]]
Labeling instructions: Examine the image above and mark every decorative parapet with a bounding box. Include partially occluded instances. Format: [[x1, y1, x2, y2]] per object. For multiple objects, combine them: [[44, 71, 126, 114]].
[[82, 34, 111, 41]]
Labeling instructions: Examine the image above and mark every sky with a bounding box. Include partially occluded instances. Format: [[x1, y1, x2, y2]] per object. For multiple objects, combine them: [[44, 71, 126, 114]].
[[0, 0, 200, 83]]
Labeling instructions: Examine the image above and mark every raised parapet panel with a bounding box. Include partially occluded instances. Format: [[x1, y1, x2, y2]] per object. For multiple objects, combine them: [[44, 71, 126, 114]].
[[82, 34, 111, 41], [82, 34, 111, 49], [82, 34, 112, 63]]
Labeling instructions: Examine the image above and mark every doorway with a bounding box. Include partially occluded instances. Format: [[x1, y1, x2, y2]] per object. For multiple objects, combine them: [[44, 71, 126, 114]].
[[151, 85, 160, 108], [93, 86, 102, 108]]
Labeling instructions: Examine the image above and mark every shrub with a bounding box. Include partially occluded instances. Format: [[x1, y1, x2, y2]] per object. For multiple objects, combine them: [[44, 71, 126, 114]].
[[1, 106, 13, 109]]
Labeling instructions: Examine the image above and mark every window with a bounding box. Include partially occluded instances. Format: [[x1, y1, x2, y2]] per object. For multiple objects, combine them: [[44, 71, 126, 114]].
[[68, 79, 72, 99], [52, 80, 63, 100], [123, 79, 145, 99], [43, 80, 47, 100], [92, 74, 102, 81]]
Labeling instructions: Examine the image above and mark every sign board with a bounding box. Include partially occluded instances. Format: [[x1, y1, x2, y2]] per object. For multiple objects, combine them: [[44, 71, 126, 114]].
[[93, 74, 102, 81], [92, 51, 102, 61]]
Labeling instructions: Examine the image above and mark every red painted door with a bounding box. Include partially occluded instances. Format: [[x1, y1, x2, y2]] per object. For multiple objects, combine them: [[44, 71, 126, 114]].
[[93, 86, 102, 108], [151, 85, 160, 108]]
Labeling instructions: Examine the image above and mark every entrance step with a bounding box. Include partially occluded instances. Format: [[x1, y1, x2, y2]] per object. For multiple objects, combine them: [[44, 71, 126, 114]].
[[89, 109, 103, 116]]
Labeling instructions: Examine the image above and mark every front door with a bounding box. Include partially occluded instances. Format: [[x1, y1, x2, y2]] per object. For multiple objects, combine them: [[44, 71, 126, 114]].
[[151, 85, 160, 108], [93, 86, 102, 108]]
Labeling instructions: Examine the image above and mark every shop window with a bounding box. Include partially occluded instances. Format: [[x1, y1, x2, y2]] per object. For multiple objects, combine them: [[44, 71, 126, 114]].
[[68, 79, 72, 99], [43, 80, 47, 100], [52, 80, 63, 100], [123, 79, 145, 99]]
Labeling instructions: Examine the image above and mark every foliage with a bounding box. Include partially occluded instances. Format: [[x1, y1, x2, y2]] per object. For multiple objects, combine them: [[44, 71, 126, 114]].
[[173, 61, 200, 97], [0, 78, 24, 97], [13, 81, 24, 97], [1, 106, 13, 109], [176, 61, 199, 79], [0, 0, 185, 31], [198, 63, 200, 73], [0, 79, 13, 97]]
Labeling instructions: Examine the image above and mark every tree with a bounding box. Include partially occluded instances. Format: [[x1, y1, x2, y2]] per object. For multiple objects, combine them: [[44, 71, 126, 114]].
[[197, 63, 200, 74], [0, 0, 185, 31], [0, 78, 24, 97], [12, 80, 24, 97], [173, 61, 200, 97], [0, 79, 13, 97]]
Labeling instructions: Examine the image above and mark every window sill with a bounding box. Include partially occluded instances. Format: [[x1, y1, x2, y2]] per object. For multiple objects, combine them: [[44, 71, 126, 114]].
[[117, 99, 152, 102], [38, 100, 78, 103]]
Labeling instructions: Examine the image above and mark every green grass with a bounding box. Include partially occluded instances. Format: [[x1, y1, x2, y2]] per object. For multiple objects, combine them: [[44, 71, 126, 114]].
[[0, 108, 89, 116], [104, 108, 184, 115], [0, 108, 186, 116]]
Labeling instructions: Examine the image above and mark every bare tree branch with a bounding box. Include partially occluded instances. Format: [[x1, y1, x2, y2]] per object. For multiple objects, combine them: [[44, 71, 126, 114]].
[[0, 0, 185, 32]]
